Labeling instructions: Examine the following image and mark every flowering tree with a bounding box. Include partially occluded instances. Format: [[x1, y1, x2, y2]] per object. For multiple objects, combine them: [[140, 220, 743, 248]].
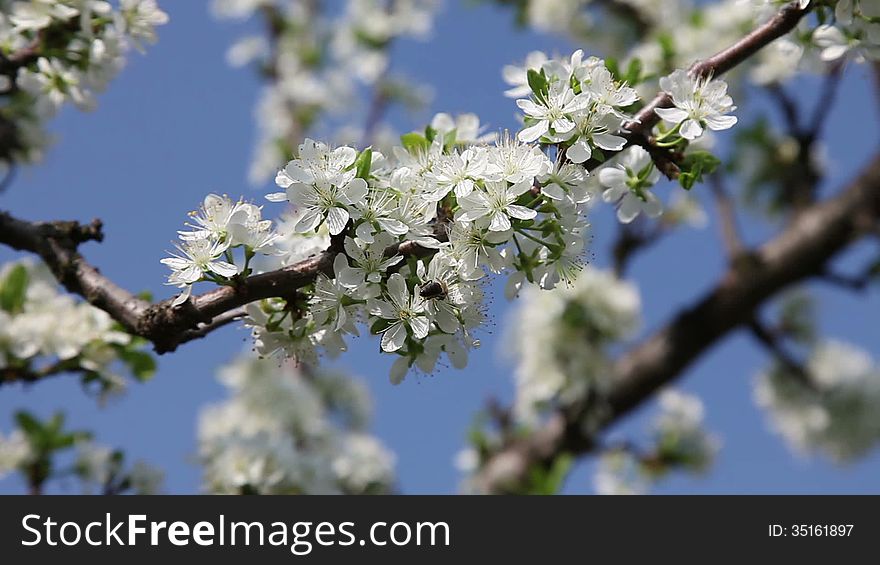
[[1, 0, 880, 494]]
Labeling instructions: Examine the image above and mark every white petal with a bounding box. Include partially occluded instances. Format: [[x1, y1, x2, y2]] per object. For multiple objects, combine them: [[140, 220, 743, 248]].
[[550, 117, 574, 133], [598, 168, 627, 188], [343, 177, 369, 204], [506, 204, 537, 220], [377, 218, 409, 236], [339, 267, 365, 289], [389, 357, 409, 384], [368, 298, 396, 319], [409, 316, 430, 339], [265, 191, 288, 202], [326, 206, 350, 235], [209, 261, 239, 278], [171, 285, 192, 307], [355, 221, 375, 243], [642, 194, 663, 218], [542, 182, 566, 200], [386, 273, 407, 303], [294, 209, 323, 233], [518, 121, 549, 143], [160, 257, 190, 270], [680, 119, 704, 140], [617, 195, 642, 224], [705, 114, 737, 131], [381, 322, 407, 352], [654, 107, 689, 124], [516, 98, 544, 117], [593, 133, 627, 151], [566, 140, 591, 163], [489, 211, 512, 232]]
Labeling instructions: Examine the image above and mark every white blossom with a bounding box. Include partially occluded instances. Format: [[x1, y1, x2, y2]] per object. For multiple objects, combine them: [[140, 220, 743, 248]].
[[0, 430, 33, 479], [517, 82, 590, 143], [598, 146, 662, 224], [368, 273, 430, 352], [655, 70, 737, 140], [456, 180, 537, 232], [754, 340, 880, 462]]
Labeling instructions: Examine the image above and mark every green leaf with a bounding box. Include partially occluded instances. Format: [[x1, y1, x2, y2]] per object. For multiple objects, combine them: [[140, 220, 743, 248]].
[[120, 349, 157, 381], [525, 452, 574, 494], [354, 147, 373, 180], [624, 58, 643, 86], [14, 411, 44, 440], [0, 264, 29, 313], [400, 132, 429, 154], [544, 453, 574, 494], [136, 290, 154, 302], [424, 125, 438, 143], [605, 57, 620, 80], [678, 151, 721, 190], [526, 68, 549, 101], [443, 129, 457, 150]]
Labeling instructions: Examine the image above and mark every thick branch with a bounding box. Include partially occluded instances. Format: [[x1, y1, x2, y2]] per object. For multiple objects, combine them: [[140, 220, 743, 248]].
[[474, 152, 880, 493], [0, 209, 434, 353], [0, 211, 148, 333]]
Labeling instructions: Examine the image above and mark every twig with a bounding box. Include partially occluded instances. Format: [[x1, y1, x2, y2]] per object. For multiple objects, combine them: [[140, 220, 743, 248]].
[[0, 163, 16, 193], [611, 221, 665, 277], [765, 84, 801, 134], [0, 360, 89, 385], [626, 1, 810, 138], [818, 265, 877, 291], [709, 172, 745, 259], [747, 317, 813, 387], [806, 61, 844, 142]]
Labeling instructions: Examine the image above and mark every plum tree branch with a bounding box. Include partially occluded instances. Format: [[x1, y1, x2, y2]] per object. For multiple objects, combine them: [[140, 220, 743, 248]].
[[0, 210, 434, 353], [626, 1, 811, 138], [474, 152, 880, 493], [0, 1, 815, 358]]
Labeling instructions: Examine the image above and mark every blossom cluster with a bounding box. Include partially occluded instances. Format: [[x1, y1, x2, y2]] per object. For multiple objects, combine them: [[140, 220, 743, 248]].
[[211, 0, 438, 184], [0, 0, 168, 163], [508, 266, 642, 425], [0, 260, 154, 397], [162, 47, 740, 381], [507, 49, 734, 222], [813, 0, 880, 62], [161, 194, 282, 306], [241, 126, 585, 382], [594, 390, 720, 495], [0, 428, 30, 478], [754, 340, 880, 462], [198, 354, 395, 494]]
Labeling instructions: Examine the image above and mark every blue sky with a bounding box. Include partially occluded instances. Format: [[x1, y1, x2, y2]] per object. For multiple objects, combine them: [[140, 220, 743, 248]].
[[2, 1, 879, 494]]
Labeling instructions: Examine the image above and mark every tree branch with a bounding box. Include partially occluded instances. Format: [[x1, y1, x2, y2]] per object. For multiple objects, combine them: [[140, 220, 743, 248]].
[[0, 1, 815, 357], [0, 211, 148, 333], [0, 209, 436, 353], [474, 152, 880, 493], [626, 1, 811, 138]]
